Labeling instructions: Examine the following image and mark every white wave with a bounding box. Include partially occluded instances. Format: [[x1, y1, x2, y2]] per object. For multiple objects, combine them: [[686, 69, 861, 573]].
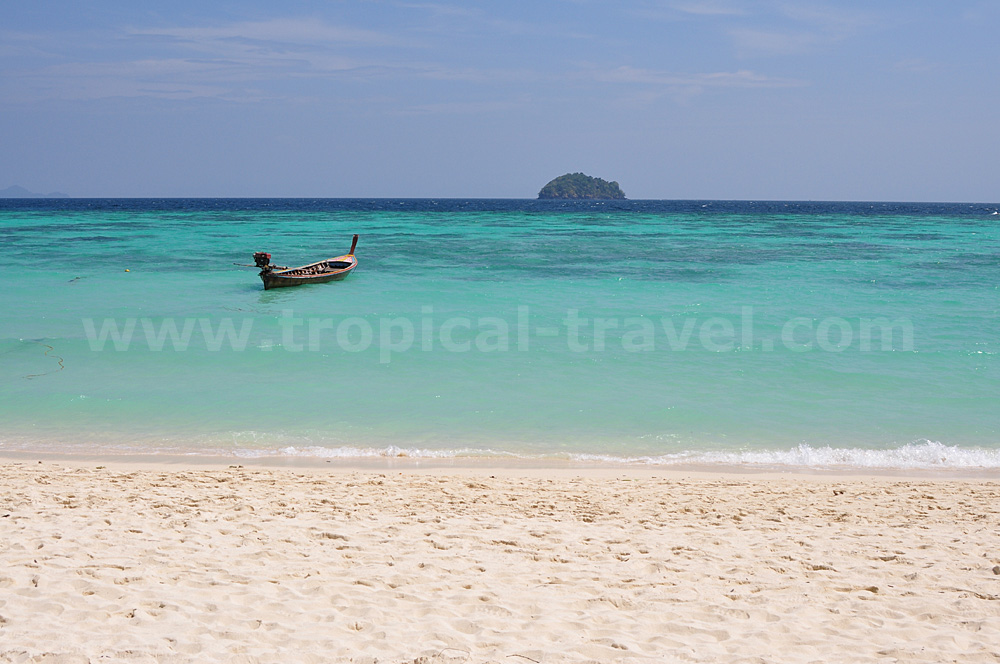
[[232, 445, 520, 460], [570, 440, 1000, 470], [3, 435, 998, 471], [227, 440, 1000, 471]]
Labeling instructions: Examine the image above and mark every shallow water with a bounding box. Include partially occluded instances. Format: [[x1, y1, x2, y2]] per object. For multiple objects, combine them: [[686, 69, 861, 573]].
[[2, 199, 998, 469]]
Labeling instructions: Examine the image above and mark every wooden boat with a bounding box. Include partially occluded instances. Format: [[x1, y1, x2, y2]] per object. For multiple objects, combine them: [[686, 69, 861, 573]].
[[254, 235, 359, 290]]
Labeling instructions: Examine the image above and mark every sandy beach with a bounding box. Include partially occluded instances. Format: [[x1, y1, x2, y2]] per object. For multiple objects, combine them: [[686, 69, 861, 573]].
[[1, 460, 999, 663]]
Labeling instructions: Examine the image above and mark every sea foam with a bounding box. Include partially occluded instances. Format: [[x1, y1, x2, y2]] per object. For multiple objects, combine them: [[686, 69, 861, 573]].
[[227, 440, 1000, 471], [569, 440, 1000, 470]]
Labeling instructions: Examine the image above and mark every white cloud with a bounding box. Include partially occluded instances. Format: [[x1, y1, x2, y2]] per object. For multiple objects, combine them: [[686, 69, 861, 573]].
[[729, 2, 876, 56], [671, 1, 749, 17], [591, 65, 803, 89], [130, 18, 405, 48], [774, 2, 872, 34], [639, 1, 878, 57], [123, 18, 410, 77], [1, 18, 416, 103]]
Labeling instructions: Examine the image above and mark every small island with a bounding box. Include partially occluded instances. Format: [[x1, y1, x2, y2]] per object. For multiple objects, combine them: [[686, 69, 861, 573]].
[[537, 173, 626, 200]]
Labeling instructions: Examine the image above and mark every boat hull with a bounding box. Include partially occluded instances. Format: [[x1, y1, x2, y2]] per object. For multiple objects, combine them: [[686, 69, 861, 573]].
[[260, 255, 358, 290]]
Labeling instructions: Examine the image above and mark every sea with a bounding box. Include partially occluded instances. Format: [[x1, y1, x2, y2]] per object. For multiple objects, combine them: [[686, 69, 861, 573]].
[[1, 198, 998, 471]]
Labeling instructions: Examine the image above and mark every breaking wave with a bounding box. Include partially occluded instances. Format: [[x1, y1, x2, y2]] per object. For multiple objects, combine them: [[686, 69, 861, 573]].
[[3, 435, 998, 472], [230, 440, 1000, 471]]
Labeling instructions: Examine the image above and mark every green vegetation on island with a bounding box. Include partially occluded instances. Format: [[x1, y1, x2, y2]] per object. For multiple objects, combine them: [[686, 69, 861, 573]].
[[537, 173, 626, 200]]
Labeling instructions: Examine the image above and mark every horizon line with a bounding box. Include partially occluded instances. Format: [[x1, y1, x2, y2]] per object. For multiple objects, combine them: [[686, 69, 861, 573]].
[[2, 196, 1000, 205]]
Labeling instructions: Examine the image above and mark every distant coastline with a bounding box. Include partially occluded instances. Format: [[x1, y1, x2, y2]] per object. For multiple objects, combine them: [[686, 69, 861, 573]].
[[0, 185, 69, 198]]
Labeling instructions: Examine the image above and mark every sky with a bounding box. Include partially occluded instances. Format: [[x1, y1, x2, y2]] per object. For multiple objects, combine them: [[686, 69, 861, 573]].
[[1, 1, 998, 200]]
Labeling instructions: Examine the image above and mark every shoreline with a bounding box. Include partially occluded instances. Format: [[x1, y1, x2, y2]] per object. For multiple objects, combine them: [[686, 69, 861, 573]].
[[3, 448, 1000, 480]]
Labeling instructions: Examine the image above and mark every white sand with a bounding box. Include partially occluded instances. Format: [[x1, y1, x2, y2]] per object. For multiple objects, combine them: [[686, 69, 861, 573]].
[[1, 461, 999, 663]]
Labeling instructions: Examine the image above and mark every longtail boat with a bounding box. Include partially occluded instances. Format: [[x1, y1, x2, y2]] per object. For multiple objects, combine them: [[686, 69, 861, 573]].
[[253, 235, 359, 290]]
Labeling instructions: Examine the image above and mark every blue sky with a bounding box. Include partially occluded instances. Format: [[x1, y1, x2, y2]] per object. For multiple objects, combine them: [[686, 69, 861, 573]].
[[2, 1, 998, 200]]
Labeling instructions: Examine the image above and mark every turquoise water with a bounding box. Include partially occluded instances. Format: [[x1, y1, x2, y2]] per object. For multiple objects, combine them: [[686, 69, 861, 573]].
[[2, 199, 998, 469]]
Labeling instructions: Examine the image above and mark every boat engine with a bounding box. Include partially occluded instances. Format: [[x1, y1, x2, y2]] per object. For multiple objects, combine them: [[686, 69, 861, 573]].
[[253, 252, 272, 269]]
